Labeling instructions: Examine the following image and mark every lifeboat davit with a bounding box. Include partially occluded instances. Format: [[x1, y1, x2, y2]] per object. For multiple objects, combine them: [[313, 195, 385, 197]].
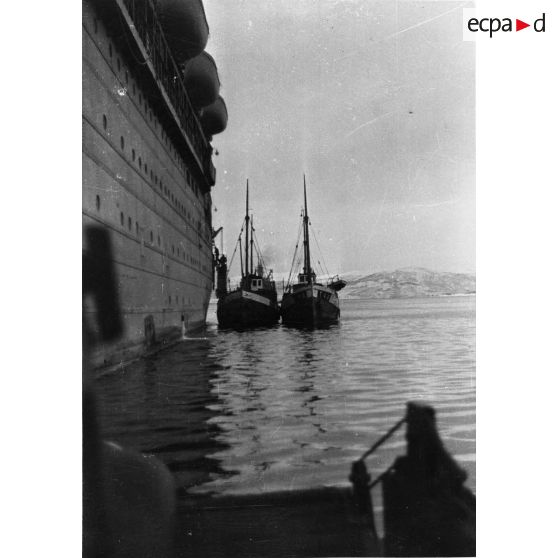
[[157, 0, 209, 62], [183, 52, 220, 109], [200, 96, 228, 137]]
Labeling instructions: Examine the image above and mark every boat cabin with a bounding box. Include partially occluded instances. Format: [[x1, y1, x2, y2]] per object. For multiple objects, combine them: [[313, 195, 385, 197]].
[[241, 273, 275, 293], [297, 272, 316, 284]]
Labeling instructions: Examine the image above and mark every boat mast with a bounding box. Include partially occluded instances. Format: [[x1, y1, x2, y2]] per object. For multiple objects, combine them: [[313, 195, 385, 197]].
[[245, 179, 250, 279], [303, 175, 312, 282], [239, 233, 244, 277], [250, 215, 254, 275]]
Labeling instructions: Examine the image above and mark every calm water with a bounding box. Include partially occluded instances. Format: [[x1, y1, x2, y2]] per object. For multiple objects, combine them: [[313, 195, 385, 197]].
[[95, 296, 476, 500]]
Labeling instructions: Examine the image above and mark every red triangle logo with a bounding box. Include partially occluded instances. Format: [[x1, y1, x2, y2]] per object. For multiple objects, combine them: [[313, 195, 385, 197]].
[[516, 19, 530, 31]]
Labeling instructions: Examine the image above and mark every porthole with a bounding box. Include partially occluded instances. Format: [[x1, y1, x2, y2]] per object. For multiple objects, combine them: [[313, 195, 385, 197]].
[[138, 157, 142, 167], [128, 216, 132, 231], [150, 231, 153, 243], [144, 163, 147, 174], [102, 114, 107, 130], [172, 245, 175, 255], [135, 222, 139, 235], [120, 212, 124, 226], [132, 149, 135, 161], [95, 195, 100, 211], [150, 170, 153, 181], [168, 296, 171, 305], [120, 136, 124, 150]]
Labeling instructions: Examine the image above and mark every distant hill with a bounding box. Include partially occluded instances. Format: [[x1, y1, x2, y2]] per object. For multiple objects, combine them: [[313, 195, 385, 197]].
[[340, 268, 475, 299]]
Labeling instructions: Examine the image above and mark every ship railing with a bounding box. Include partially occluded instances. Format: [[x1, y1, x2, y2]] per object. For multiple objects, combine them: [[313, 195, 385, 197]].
[[350, 402, 476, 554], [120, 0, 214, 185], [349, 413, 407, 539]]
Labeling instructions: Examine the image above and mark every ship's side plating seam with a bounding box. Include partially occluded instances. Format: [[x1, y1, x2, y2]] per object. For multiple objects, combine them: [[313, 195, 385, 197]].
[[83, 0, 225, 367]]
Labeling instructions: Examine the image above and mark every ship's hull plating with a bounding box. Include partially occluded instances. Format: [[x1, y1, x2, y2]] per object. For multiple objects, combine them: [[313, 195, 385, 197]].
[[217, 290, 280, 329], [281, 285, 340, 327], [83, 0, 215, 367]]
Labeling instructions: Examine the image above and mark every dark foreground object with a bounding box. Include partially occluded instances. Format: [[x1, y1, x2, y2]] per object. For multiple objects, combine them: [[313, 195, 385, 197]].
[[175, 487, 380, 558], [381, 403, 476, 556], [174, 402, 475, 558], [85, 253, 474, 558]]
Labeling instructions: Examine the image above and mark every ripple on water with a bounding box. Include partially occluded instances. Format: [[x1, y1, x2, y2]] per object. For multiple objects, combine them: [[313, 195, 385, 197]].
[[94, 296, 476, 495]]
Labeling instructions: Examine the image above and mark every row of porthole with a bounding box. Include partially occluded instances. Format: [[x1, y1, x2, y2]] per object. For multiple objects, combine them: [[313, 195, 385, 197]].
[[102, 111, 200, 223], [166, 295, 186, 307], [90, 17, 212, 247], [164, 287, 223, 308], [94, 193, 203, 267], [93, 15, 204, 200], [108, 200, 204, 266], [98, 11, 207, 171]]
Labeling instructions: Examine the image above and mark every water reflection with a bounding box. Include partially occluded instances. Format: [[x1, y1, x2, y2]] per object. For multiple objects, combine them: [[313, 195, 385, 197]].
[[96, 297, 475, 497], [95, 338, 236, 493]]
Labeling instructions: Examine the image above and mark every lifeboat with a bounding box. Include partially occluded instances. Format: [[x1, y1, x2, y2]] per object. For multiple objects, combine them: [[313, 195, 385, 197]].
[[183, 52, 220, 109], [200, 96, 228, 137], [157, 0, 209, 62]]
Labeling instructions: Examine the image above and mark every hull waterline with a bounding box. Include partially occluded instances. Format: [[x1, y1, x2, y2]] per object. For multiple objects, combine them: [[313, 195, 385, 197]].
[[281, 290, 340, 327], [217, 290, 279, 329]]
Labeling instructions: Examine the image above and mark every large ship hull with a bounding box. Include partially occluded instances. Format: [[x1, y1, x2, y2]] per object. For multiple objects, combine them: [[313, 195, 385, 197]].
[[217, 290, 279, 329], [281, 285, 340, 327], [83, 0, 218, 367]]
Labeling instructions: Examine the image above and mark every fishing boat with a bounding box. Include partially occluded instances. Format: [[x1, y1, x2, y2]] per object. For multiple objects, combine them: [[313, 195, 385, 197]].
[[215, 181, 280, 328], [281, 177, 346, 327]]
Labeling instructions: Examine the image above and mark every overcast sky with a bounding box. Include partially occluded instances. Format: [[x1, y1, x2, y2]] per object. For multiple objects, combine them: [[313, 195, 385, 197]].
[[203, 0, 474, 276]]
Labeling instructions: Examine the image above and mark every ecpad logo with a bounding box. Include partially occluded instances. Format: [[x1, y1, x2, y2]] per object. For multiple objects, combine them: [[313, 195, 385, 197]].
[[463, 11, 546, 39]]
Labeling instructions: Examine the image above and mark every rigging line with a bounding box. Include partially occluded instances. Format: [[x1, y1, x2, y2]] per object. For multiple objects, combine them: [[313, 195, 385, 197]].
[[225, 219, 246, 280], [310, 253, 325, 279], [248, 217, 270, 275], [292, 254, 303, 284], [286, 220, 304, 287], [313, 256, 325, 278], [253, 234, 268, 274], [226, 233, 241, 280], [311, 225, 330, 278], [226, 242, 238, 280]]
